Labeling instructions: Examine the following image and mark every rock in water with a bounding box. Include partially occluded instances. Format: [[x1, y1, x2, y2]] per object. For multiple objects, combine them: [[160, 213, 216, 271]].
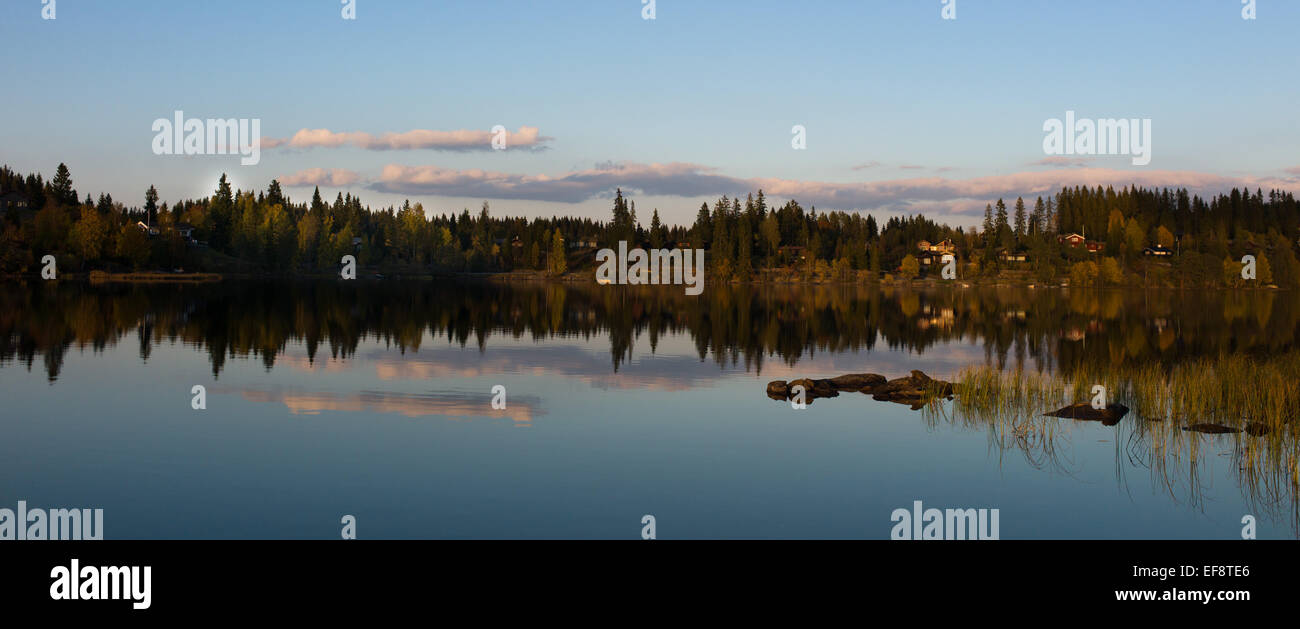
[[871, 370, 954, 403], [1043, 403, 1130, 426], [828, 373, 886, 391], [1182, 423, 1240, 434], [1245, 422, 1271, 436], [764, 371, 952, 408], [766, 380, 790, 399], [788, 378, 838, 399]]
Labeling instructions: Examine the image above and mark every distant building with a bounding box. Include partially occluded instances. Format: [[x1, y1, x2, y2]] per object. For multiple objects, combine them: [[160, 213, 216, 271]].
[[997, 248, 1029, 263], [917, 239, 956, 265], [1059, 233, 1087, 247], [922, 238, 956, 254], [777, 245, 806, 261], [1059, 232, 1103, 253], [1143, 245, 1173, 257], [175, 222, 196, 240], [136, 220, 160, 236], [918, 251, 955, 266], [0, 191, 31, 214]]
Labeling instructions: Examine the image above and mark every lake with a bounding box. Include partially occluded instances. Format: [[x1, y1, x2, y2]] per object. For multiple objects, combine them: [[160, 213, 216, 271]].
[[1, 279, 1296, 539]]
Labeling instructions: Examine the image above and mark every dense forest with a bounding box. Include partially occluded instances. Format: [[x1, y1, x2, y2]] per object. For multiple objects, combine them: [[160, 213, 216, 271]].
[[2, 163, 1299, 288]]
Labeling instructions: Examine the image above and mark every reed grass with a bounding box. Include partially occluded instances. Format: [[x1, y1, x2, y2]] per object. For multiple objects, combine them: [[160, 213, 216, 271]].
[[932, 352, 1300, 533]]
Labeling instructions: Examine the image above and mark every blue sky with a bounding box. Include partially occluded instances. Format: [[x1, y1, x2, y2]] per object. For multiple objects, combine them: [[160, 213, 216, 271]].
[[2, 0, 1298, 227]]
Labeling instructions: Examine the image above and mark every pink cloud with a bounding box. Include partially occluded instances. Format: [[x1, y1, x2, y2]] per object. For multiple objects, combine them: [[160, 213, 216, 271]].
[[285, 160, 1300, 218], [278, 168, 362, 187], [1032, 156, 1095, 168], [265, 126, 550, 151]]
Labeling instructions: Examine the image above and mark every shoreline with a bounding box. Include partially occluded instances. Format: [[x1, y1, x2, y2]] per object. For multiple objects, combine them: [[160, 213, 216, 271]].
[[0, 268, 1285, 290]]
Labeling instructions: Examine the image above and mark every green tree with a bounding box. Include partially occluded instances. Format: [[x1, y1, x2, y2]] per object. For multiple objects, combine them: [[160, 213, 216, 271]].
[[1155, 225, 1175, 248], [734, 213, 752, 280], [70, 205, 109, 263], [1223, 257, 1244, 288], [981, 203, 994, 253], [1013, 197, 1027, 240], [1030, 197, 1046, 237], [994, 199, 1012, 251], [144, 185, 159, 226], [296, 211, 321, 268], [1269, 234, 1300, 289], [900, 254, 919, 280], [760, 213, 780, 266], [261, 203, 295, 268], [1124, 218, 1145, 260], [34, 204, 70, 253], [208, 174, 235, 250], [691, 202, 711, 248], [1070, 261, 1099, 287], [649, 209, 666, 250], [548, 228, 567, 276], [50, 163, 76, 206], [1257, 253, 1274, 285], [115, 222, 151, 270], [1100, 257, 1124, 285]]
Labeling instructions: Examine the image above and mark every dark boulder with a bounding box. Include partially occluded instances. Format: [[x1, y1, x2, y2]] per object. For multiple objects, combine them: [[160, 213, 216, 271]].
[[789, 378, 838, 399], [1043, 403, 1130, 426], [1182, 423, 1240, 434], [764, 370, 952, 409], [828, 373, 886, 391], [872, 370, 954, 403]]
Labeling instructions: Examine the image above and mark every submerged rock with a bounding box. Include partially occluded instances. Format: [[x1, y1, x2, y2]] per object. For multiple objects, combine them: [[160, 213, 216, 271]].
[[1182, 423, 1240, 434], [1043, 403, 1130, 426], [765, 370, 951, 408], [872, 370, 954, 403]]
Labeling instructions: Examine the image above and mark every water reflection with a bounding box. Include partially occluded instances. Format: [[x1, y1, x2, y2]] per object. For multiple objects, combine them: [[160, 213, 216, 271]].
[[3, 279, 1299, 536], [4, 280, 1297, 383]]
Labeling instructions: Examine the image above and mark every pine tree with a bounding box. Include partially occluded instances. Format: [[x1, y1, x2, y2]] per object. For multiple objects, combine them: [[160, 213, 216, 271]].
[[649, 209, 665, 250], [1030, 197, 1045, 238], [735, 212, 753, 280], [50, 163, 76, 206], [144, 185, 159, 226], [692, 202, 711, 247], [1013, 197, 1027, 240], [209, 174, 235, 250], [266, 179, 285, 210], [982, 203, 994, 251]]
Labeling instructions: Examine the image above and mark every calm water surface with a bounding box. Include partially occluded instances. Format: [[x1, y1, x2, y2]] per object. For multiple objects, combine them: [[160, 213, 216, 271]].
[[1, 280, 1296, 538]]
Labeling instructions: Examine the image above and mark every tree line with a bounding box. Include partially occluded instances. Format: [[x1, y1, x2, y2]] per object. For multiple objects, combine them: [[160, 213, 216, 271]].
[[2, 163, 1298, 287]]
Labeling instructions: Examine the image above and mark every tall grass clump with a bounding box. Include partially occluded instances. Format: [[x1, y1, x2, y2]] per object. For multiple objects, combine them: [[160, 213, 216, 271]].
[[938, 351, 1300, 531]]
